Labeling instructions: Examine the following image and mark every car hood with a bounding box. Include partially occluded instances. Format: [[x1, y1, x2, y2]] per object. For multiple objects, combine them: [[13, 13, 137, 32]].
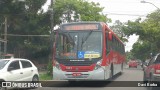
[[0, 69, 5, 74]]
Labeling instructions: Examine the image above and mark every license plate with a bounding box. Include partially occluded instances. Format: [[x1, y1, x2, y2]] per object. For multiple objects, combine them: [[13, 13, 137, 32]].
[[72, 73, 82, 76]]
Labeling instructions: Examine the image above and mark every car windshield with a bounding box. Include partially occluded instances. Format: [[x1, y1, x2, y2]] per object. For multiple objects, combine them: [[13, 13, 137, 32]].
[[0, 60, 9, 70], [55, 31, 102, 60], [129, 61, 137, 63]]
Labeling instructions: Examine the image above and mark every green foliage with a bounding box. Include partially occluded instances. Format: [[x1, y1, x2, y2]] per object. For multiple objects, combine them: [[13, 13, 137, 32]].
[[39, 73, 52, 80], [54, 0, 110, 23], [131, 41, 151, 61], [125, 51, 133, 62], [0, 0, 50, 61], [110, 20, 128, 42], [123, 10, 160, 60], [47, 60, 53, 75], [141, 10, 160, 51], [123, 18, 144, 38]]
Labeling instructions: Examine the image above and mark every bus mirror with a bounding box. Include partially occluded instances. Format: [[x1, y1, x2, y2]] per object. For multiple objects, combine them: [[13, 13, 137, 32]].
[[108, 32, 112, 40]]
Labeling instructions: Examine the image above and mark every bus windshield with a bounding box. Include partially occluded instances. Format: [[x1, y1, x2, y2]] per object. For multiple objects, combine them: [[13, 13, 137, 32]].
[[55, 31, 102, 60]]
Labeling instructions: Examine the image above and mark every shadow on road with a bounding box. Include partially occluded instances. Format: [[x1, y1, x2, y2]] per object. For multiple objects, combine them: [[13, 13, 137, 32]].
[[43, 72, 122, 87], [67, 81, 112, 87]]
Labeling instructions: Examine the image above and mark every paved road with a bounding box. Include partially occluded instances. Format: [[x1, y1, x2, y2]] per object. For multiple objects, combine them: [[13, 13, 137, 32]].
[[31, 66, 159, 90]]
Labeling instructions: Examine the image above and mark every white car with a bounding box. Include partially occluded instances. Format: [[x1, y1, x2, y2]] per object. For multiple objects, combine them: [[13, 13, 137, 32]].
[[0, 58, 39, 89]]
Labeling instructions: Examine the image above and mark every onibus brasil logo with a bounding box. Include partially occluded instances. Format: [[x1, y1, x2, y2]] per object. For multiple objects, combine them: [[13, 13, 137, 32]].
[[1, 82, 42, 88]]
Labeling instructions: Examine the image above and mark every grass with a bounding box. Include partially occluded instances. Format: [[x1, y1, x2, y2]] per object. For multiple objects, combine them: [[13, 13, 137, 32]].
[[39, 73, 52, 80]]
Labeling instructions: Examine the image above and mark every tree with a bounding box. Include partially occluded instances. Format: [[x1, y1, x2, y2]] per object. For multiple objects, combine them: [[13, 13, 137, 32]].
[[0, 0, 49, 63], [110, 20, 128, 42], [123, 18, 144, 38], [131, 41, 151, 61], [125, 51, 133, 62], [123, 10, 160, 60], [140, 10, 160, 52], [0, 0, 26, 55], [53, 0, 110, 24]]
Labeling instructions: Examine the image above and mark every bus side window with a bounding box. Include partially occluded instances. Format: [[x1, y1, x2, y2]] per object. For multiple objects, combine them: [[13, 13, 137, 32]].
[[112, 35, 115, 51], [106, 32, 110, 55]]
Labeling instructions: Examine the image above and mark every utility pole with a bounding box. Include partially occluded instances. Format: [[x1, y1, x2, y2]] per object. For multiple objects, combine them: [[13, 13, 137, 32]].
[[4, 16, 7, 54], [50, 0, 55, 62], [50, 0, 54, 33], [0, 38, 6, 58], [67, 10, 71, 22], [67, 5, 71, 23]]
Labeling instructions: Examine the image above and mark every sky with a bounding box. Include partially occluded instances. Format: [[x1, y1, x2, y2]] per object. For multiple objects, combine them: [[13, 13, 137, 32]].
[[42, 0, 160, 52], [88, 0, 160, 22]]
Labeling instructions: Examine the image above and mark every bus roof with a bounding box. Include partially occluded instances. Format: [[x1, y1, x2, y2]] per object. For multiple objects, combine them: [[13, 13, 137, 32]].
[[60, 21, 102, 25]]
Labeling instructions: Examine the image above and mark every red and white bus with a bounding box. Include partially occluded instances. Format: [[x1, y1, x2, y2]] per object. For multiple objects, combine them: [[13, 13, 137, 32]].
[[52, 22, 125, 81]]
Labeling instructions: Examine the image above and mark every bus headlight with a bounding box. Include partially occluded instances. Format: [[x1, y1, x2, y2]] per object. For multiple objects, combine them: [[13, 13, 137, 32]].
[[54, 61, 61, 70], [94, 60, 102, 70]]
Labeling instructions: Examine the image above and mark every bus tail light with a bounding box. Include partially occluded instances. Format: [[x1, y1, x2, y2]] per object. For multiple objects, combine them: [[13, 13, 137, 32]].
[[154, 65, 160, 74], [155, 69, 160, 74], [94, 60, 102, 70]]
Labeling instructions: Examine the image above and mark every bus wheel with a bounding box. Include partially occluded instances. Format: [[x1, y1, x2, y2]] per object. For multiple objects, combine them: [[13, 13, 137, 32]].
[[109, 64, 114, 80], [121, 63, 123, 72]]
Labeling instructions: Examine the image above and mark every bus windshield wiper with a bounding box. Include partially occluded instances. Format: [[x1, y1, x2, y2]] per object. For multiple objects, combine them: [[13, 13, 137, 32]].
[[81, 30, 93, 48]]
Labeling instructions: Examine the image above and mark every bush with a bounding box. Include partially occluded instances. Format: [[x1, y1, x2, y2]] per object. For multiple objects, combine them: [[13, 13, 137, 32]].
[[39, 73, 52, 80], [47, 60, 53, 75]]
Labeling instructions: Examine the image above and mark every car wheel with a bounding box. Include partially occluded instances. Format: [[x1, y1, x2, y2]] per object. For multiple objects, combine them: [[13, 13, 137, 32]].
[[147, 74, 157, 90], [31, 76, 39, 89], [32, 75, 39, 82]]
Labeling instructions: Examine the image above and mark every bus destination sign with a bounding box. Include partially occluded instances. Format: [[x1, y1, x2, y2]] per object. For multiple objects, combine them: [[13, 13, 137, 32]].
[[63, 24, 99, 30]]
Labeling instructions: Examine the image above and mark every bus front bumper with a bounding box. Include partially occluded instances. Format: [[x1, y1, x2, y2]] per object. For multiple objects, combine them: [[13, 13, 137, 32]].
[[53, 67, 105, 80]]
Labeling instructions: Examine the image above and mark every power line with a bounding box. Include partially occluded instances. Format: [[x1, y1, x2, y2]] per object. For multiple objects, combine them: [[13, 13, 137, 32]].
[[104, 12, 147, 17], [0, 38, 6, 42], [1, 34, 50, 37]]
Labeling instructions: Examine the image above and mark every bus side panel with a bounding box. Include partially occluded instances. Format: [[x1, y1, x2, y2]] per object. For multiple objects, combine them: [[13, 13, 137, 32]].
[[105, 50, 123, 78]]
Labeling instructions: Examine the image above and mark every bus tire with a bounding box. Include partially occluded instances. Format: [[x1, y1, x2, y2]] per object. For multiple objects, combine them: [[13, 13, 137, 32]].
[[121, 63, 123, 72], [109, 64, 114, 80]]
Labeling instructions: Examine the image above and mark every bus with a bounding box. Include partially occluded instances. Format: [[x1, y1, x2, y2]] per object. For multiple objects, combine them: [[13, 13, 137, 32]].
[[52, 22, 125, 81]]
